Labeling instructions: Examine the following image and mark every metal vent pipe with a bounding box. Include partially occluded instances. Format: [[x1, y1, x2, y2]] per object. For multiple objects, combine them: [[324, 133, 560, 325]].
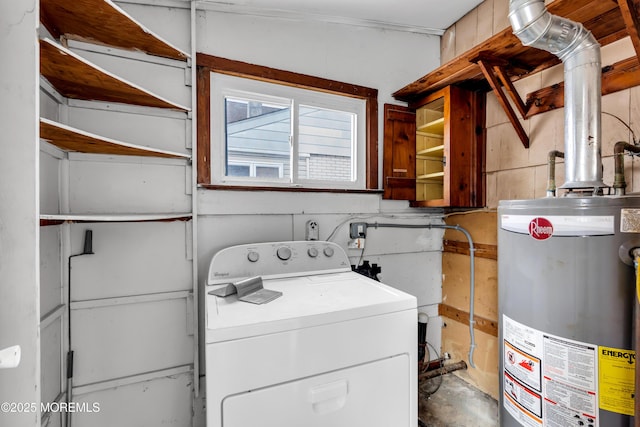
[[508, 0, 604, 190]]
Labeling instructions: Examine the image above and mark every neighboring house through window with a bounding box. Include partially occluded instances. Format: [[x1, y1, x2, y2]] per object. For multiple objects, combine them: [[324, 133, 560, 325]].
[[196, 54, 379, 191]]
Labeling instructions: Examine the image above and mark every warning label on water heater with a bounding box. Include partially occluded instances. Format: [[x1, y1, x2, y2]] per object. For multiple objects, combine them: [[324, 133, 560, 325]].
[[503, 315, 599, 427]]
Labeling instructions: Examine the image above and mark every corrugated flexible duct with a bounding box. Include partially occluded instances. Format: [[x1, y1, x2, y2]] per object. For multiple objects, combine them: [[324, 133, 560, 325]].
[[509, 0, 604, 190]]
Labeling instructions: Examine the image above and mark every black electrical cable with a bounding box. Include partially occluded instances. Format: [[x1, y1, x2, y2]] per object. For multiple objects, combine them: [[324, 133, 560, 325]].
[[603, 111, 638, 145], [356, 244, 366, 267], [66, 230, 93, 427]]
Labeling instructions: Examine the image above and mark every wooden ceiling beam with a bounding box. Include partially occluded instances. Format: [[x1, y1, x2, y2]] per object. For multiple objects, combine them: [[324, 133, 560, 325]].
[[618, 0, 640, 61], [393, 0, 625, 102], [525, 56, 640, 117]]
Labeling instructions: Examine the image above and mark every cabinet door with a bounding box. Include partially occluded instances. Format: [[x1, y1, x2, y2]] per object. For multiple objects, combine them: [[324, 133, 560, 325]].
[[445, 86, 484, 208], [382, 104, 416, 200]]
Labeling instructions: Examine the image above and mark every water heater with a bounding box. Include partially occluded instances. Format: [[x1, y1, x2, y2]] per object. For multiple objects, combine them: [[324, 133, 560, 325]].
[[498, 197, 640, 426]]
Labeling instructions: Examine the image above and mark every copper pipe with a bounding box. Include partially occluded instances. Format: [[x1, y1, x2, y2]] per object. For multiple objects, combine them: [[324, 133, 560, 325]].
[[546, 150, 564, 197], [613, 141, 640, 196]]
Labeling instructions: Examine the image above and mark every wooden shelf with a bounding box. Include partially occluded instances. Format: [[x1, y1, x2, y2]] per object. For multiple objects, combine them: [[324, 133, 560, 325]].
[[40, 118, 190, 159], [40, 0, 189, 61], [393, 0, 629, 101], [417, 117, 444, 134], [417, 145, 444, 157], [40, 213, 193, 226], [417, 172, 445, 180], [40, 38, 189, 111], [416, 131, 443, 138]]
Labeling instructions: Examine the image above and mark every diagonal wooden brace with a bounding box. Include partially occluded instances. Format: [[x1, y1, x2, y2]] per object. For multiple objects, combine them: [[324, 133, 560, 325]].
[[475, 57, 529, 148]]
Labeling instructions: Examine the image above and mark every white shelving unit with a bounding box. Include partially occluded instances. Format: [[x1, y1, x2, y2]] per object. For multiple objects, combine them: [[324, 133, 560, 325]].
[[38, 1, 196, 426]]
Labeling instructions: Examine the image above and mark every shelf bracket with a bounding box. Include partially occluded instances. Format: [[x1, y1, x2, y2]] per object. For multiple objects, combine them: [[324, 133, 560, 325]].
[[474, 55, 529, 148]]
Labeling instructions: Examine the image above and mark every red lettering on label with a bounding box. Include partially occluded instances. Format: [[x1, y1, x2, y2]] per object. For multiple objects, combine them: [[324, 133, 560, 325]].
[[529, 217, 553, 240]]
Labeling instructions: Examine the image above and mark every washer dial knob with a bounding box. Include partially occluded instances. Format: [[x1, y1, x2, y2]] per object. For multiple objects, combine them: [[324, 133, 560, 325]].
[[323, 246, 334, 257], [307, 247, 319, 258], [247, 251, 260, 262], [276, 246, 292, 261]]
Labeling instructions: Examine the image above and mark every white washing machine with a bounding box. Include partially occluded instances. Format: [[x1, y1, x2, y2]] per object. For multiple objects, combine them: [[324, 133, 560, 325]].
[[205, 241, 417, 427]]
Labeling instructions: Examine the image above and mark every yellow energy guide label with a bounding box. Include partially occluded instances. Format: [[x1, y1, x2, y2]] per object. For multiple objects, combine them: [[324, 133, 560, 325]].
[[598, 346, 635, 416]]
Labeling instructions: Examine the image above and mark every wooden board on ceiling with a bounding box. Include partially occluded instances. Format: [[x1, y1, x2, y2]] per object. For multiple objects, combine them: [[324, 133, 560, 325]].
[[40, 38, 189, 111], [393, 0, 626, 101], [40, 0, 188, 61], [40, 118, 190, 159]]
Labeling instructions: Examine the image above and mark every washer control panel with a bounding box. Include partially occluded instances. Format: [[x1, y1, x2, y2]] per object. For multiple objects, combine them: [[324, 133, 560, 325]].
[[207, 241, 351, 285]]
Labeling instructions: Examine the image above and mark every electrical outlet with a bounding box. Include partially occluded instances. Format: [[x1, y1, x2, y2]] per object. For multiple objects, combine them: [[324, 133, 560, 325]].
[[305, 220, 319, 241], [349, 222, 367, 238]]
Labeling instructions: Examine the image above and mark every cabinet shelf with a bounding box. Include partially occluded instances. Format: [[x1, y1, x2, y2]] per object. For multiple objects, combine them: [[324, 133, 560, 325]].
[[417, 145, 444, 157], [40, 118, 190, 159], [417, 117, 444, 134], [417, 172, 445, 180], [416, 131, 443, 138], [40, 38, 189, 111], [40, 213, 193, 226], [40, 0, 189, 61]]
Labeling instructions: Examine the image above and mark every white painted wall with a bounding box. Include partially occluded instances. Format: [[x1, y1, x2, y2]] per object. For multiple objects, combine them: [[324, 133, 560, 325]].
[[34, 2, 449, 425], [0, 2, 41, 426], [37, 2, 196, 425], [194, 10, 448, 407], [196, 8, 441, 158]]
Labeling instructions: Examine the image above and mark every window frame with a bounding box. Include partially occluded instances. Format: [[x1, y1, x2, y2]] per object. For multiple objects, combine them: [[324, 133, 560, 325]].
[[227, 160, 285, 179], [196, 53, 379, 191]]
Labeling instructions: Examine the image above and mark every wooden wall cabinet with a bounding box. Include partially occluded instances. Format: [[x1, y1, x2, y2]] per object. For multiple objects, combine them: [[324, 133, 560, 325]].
[[383, 85, 484, 208]]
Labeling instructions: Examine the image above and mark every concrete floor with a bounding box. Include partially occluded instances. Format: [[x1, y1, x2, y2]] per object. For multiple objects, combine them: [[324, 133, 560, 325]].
[[418, 373, 499, 427]]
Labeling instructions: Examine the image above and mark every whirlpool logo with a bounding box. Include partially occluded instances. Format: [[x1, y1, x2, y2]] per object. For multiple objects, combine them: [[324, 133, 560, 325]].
[[529, 217, 553, 241]]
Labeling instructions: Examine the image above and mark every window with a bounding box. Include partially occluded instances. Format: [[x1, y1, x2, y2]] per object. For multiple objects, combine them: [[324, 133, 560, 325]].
[[212, 74, 363, 188], [196, 54, 379, 191]]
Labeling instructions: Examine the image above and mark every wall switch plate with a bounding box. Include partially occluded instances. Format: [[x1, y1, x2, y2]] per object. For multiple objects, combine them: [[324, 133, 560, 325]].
[[305, 220, 319, 241]]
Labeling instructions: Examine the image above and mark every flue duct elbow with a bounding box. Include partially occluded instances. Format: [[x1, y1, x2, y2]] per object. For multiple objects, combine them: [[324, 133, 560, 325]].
[[509, 0, 604, 190]]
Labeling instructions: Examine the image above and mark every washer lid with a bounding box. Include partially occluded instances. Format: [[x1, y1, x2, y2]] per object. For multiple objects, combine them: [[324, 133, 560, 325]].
[[206, 271, 416, 343]]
